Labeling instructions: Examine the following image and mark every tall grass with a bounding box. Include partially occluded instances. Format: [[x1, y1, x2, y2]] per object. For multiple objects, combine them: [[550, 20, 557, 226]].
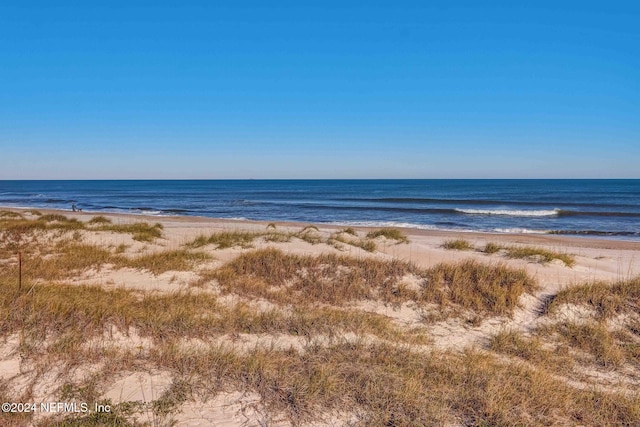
[[211, 249, 538, 317], [549, 277, 640, 319], [426, 260, 539, 316], [149, 341, 640, 426]]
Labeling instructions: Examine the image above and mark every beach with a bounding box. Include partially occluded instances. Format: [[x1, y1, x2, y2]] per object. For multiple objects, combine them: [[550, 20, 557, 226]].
[[1, 207, 639, 425]]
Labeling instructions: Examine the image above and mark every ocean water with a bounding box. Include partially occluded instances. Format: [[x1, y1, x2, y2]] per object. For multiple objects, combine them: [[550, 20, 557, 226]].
[[0, 180, 639, 240]]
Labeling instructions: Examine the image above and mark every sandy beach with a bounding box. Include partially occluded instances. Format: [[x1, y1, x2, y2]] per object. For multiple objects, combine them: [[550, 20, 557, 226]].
[[1, 207, 639, 426]]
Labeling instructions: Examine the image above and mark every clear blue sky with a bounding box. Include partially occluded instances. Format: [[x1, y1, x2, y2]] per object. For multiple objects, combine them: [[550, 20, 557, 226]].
[[1, 1, 638, 179]]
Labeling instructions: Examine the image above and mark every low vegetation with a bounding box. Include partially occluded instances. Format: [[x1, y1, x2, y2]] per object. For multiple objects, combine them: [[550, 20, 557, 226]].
[[97, 222, 164, 242], [503, 246, 575, 266], [0, 210, 638, 426], [188, 231, 263, 249], [481, 242, 575, 266], [426, 260, 539, 316], [209, 249, 538, 318], [365, 227, 409, 243], [549, 277, 640, 319], [442, 238, 474, 251]]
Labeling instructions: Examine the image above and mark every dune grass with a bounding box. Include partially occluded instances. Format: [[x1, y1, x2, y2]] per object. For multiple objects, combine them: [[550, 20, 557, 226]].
[[295, 227, 323, 245], [146, 340, 640, 426], [329, 233, 377, 252], [0, 213, 163, 243], [539, 321, 629, 368], [0, 210, 23, 219], [504, 246, 575, 266], [426, 259, 539, 316], [124, 250, 212, 275], [548, 277, 640, 319], [442, 238, 474, 251], [87, 215, 112, 225], [212, 248, 418, 305], [1, 220, 638, 426], [483, 242, 502, 254], [188, 231, 263, 249], [341, 227, 357, 236], [488, 329, 574, 374], [0, 281, 425, 354], [482, 242, 575, 266], [97, 222, 164, 242], [210, 249, 537, 318], [365, 228, 409, 243], [2, 212, 638, 426]]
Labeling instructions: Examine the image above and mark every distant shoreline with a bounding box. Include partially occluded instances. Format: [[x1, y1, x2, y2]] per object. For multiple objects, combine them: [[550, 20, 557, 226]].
[[4, 206, 640, 251]]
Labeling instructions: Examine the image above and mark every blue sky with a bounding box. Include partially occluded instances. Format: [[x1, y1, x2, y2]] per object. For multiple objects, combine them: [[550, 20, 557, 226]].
[[1, 1, 638, 179]]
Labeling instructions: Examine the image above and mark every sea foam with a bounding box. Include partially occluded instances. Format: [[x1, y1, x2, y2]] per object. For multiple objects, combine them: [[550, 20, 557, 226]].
[[455, 208, 559, 217]]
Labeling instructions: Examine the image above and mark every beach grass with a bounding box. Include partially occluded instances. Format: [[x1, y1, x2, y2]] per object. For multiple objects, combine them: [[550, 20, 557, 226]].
[[482, 242, 575, 266], [503, 246, 575, 266], [187, 231, 262, 249], [1, 209, 638, 426], [365, 228, 409, 243], [425, 259, 539, 316], [548, 277, 640, 319], [442, 238, 474, 251], [483, 242, 502, 254]]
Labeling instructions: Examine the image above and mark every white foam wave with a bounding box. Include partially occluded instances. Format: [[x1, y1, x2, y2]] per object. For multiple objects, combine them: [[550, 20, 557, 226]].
[[492, 228, 547, 234], [455, 208, 559, 217], [328, 221, 439, 230]]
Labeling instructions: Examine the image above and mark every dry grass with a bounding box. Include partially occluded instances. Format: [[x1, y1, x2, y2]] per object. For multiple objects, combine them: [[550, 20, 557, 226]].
[[442, 238, 474, 251], [0, 283, 424, 355], [549, 277, 640, 319], [295, 227, 322, 245], [123, 250, 212, 275], [488, 329, 573, 373], [538, 321, 629, 368], [87, 215, 112, 225], [188, 230, 294, 249], [212, 248, 419, 306], [0, 213, 164, 243], [483, 242, 501, 254], [329, 233, 377, 252], [187, 231, 262, 249], [505, 246, 575, 266], [426, 260, 539, 316], [210, 249, 538, 318], [17, 243, 115, 281], [147, 341, 640, 426], [540, 277, 640, 369], [1, 213, 638, 426], [97, 222, 164, 242], [481, 242, 575, 266], [366, 228, 409, 243]]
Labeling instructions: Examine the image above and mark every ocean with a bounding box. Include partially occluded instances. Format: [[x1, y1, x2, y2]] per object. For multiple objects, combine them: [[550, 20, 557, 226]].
[[1, 180, 639, 240]]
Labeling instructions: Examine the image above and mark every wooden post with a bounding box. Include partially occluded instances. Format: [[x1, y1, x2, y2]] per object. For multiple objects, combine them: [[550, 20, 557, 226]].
[[18, 251, 22, 291]]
